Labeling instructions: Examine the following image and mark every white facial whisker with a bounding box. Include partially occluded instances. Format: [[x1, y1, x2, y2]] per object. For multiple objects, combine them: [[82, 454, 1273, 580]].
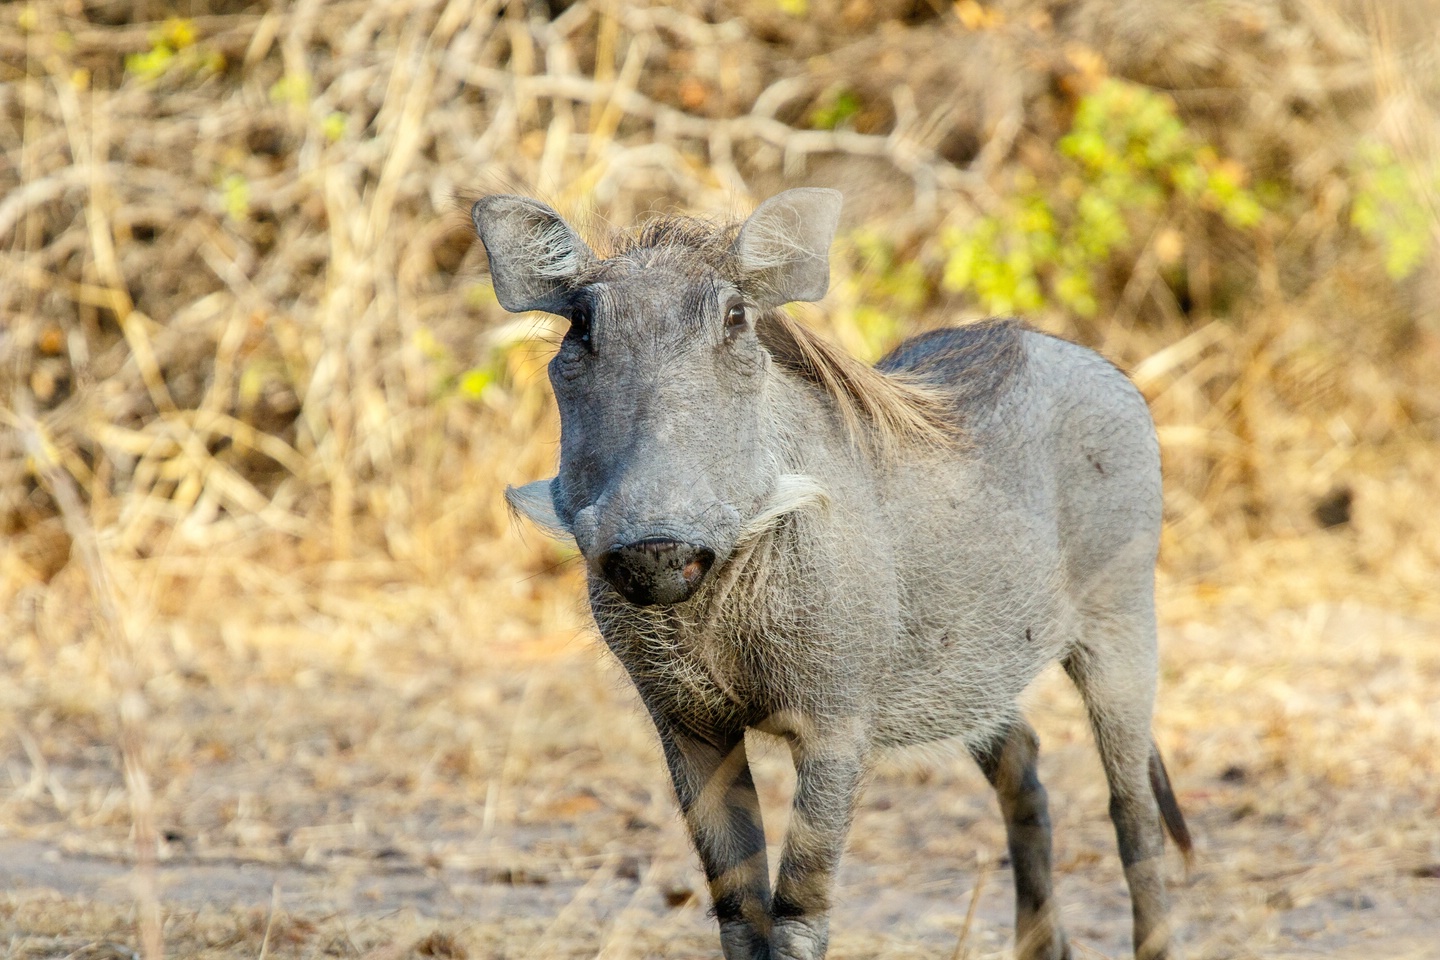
[[504, 479, 573, 541], [736, 474, 829, 544]]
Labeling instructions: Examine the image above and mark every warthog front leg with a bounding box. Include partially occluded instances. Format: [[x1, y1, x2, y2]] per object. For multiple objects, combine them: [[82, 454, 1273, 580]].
[[658, 726, 773, 960], [769, 738, 865, 960]]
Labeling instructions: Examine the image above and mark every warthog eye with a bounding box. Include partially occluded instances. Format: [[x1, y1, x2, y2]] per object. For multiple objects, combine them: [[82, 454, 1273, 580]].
[[568, 302, 592, 348], [724, 301, 747, 340]]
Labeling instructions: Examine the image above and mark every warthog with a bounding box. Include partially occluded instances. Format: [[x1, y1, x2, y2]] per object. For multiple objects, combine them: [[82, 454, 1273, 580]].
[[472, 188, 1191, 960]]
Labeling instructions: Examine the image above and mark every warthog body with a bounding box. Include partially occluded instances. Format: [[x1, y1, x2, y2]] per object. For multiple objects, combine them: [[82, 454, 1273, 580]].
[[473, 189, 1190, 960]]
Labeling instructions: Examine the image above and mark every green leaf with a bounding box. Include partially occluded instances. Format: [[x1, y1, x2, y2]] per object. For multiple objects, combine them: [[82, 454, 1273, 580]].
[[458, 369, 493, 399], [125, 46, 175, 81], [321, 112, 348, 142], [809, 89, 862, 131], [269, 73, 310, 106], [220, 173, 250, 221]]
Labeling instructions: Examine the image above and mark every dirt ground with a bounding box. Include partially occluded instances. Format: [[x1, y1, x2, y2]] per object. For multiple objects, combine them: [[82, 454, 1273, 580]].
[[3, 587, 1437, 959]]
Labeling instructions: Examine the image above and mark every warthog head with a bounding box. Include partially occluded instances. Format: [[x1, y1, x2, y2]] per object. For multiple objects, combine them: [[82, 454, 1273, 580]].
[[474, 189, 842, 607]]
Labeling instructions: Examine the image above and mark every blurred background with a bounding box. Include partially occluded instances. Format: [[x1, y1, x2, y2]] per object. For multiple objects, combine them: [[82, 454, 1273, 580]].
[[1, 0, 1437, 957]]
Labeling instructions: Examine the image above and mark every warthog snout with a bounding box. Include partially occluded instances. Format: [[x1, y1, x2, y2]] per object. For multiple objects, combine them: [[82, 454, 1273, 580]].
[[597, 538, 716, 606]]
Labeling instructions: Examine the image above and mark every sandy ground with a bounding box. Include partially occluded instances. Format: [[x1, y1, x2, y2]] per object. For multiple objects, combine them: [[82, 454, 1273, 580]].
[[3, 603, 1439, 958]]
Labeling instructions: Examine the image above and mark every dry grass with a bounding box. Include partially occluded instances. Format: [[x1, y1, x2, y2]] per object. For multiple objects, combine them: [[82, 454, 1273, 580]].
[[1, 0, 1438, 957]]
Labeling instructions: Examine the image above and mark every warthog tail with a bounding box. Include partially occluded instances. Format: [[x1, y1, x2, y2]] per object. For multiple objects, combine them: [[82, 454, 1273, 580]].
[[1149, 743, 1193, 861]]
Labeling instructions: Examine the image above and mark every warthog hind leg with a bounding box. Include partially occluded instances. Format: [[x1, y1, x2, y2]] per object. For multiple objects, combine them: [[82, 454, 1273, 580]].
[[970, 719, 1071, 960], [1064, 637, 1186, 960]]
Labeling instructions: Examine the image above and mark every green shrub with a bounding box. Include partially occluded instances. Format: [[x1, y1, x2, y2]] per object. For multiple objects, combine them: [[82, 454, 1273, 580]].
[[124, 18, 223, 83], [1350, 138, 1439, 281], [940, 78, 1264, 317]]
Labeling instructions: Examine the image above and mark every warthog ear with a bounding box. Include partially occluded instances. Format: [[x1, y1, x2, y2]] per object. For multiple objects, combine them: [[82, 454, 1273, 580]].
[[732, 188, 843, 308], [504, 478, 573, 541], [471, 196, 595, 313]]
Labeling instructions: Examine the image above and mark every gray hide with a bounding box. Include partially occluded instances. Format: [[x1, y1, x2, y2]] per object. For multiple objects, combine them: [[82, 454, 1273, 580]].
[[474, 189, 1191, 960]]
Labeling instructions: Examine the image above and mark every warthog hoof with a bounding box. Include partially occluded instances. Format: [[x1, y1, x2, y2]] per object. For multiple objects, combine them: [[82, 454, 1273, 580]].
[[719, 919, 771, 960], [769, 916, 830, 960]]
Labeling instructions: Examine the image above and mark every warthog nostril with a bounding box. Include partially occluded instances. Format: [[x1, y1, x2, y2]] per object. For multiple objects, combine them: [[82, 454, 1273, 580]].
[[598, 539, 716, 607]]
